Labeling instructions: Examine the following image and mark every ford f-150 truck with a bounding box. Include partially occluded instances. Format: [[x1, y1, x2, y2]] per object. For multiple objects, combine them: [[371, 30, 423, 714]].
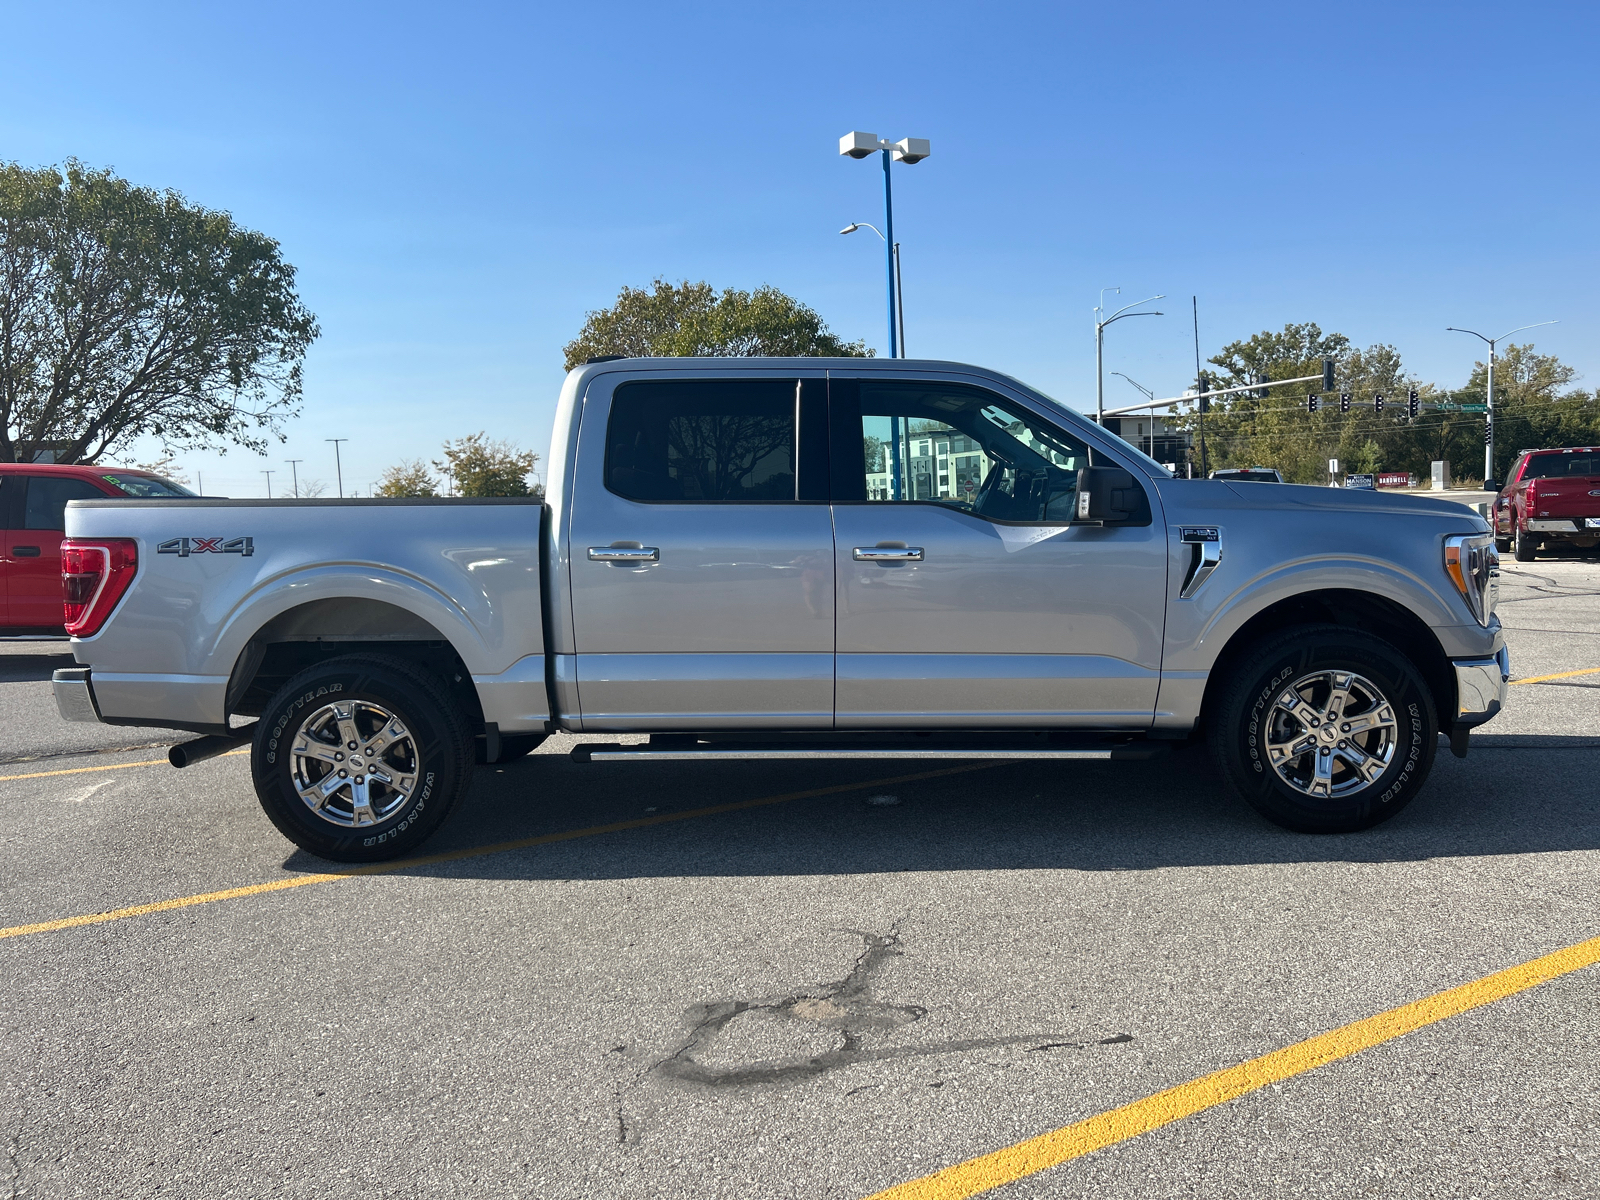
[[1491, 445, 1600, 561], [52, 358, 1508, 860]]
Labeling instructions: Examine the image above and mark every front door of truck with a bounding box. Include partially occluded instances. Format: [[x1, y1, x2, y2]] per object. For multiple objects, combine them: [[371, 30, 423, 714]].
[[828, 376, 1167, 728], [567, 373, 835, 729]]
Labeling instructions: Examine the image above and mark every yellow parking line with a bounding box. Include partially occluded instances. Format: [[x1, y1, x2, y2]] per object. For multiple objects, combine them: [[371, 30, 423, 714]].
[[864, 932, 1600, 1200], [1509, 666, 1600, 686], [0, 749, 247, 783], [0, 763, 995, 943]]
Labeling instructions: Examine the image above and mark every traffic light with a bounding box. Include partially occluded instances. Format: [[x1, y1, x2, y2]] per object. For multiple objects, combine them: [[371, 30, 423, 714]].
[[1322, 358, 1336, 392], [1197, 372, 1209, 414], [1306, 393, 1319, 414], [1407, 389, 1419, 418], [1254, 373, 1270, 399], [1374, 392, 1384, 414], [1339, 393, 1351, 413]]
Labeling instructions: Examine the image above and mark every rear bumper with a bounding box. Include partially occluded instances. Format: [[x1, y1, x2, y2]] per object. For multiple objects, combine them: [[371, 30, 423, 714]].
[[1526, 518, 1600, 533], [52, 668, 102, 723], [51, 666, 230, 735], [1453, 646, 1510, 728]]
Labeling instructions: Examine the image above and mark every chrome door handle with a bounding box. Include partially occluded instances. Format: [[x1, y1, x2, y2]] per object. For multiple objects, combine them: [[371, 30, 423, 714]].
[[588, 546, 659, 562], [852, 546, 924, 561]]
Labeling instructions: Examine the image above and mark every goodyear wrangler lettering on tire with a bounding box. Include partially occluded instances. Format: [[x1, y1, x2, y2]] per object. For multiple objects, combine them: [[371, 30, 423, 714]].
[[1211, 625, 1438, 834], [251, 659, 471, 863]]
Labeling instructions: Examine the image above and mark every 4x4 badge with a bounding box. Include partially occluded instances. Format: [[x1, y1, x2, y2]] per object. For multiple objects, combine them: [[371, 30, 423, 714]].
[[157, 537, 254, 558]]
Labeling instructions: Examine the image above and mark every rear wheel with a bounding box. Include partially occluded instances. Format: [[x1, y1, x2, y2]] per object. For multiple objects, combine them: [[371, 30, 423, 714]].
[[1211, 625, 1437, 833], [252, 655, 473, 862], [1513, 519, 1537, 562]]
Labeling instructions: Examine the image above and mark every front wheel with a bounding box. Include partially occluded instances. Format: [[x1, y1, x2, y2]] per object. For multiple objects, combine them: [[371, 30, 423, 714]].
[[1211, 625, 1437, 833], [252, 655, 474, 862]]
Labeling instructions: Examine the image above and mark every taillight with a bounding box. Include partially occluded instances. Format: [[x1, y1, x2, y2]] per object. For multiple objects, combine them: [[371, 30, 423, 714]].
[[61, 539, 138, 637]]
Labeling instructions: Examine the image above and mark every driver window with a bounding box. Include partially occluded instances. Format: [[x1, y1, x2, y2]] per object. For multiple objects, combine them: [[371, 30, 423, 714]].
[[855, 382, 1091, 523]]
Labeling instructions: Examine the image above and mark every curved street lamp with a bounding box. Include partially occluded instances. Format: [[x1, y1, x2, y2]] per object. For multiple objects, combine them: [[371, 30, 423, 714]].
[[840, 223, 904, 355], [1095, 291, 1164, 423], [1445, 320, 1557, 484]]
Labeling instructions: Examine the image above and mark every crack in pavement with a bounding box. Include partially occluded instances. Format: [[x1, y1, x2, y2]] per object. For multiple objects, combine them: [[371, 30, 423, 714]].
[[656, 929, 1126, 1088]]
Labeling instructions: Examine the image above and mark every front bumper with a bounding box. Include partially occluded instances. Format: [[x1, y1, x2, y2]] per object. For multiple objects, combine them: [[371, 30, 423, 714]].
[[53, 667, 103, 723], [1453, 646, 1510, 728]]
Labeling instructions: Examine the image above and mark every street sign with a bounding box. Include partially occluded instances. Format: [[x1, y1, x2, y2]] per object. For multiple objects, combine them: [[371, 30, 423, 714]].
[[1328, 458, 1340, 474]]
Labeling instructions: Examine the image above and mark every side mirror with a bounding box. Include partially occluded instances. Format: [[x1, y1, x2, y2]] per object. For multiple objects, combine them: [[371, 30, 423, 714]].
[[1075, 466, 1137, 524], [1483, 478, 1500, 493]]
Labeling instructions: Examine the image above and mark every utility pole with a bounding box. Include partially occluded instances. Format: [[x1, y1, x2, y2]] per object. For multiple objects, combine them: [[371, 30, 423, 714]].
[[262, 469, 274, 498], [326, 439, 348, 498], [285, 459, 303, 498]]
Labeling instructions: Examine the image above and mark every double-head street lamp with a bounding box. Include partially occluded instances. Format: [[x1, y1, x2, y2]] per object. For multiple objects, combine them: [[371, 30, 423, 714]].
[[1445, 320, 1557, 486], [1094, 288, 1164, 423], [839, 132, 929, 360]]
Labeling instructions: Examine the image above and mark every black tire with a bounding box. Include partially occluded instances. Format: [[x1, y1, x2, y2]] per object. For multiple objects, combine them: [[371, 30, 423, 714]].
[[252, 655, 474, 862], [1513, 520, 1536, 562], [1210, 625, 1437, 834], [1494, 536, 1511, 554]]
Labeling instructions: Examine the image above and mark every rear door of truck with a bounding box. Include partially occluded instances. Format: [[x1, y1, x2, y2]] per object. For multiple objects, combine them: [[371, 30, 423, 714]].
[[8, 473, 109, 630], [566, 370, 835, 729]]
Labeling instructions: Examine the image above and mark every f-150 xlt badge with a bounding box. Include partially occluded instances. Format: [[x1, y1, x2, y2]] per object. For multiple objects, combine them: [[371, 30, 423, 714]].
[[157, 537, 254, 557]]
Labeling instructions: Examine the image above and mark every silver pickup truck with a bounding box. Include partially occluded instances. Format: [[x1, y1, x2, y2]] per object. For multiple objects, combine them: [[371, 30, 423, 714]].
[[53, 358, 1507, 860]]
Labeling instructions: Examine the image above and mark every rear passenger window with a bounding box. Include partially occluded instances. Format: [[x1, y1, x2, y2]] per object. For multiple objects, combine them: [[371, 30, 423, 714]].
[[24, 478, 106, 530], [606, 380, 797, 503]]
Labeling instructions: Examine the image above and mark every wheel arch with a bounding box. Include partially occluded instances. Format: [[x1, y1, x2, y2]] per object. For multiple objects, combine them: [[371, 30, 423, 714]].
[[1197, 589, 1455, 735], [225, 596, 486, 734]]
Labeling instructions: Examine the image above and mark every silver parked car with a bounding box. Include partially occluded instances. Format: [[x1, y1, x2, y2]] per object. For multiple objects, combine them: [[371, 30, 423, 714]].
[[54, 358, 1506, 859]]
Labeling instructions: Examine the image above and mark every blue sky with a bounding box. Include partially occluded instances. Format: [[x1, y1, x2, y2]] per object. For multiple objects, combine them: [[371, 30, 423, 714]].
[[4, 0, 1596, 494]]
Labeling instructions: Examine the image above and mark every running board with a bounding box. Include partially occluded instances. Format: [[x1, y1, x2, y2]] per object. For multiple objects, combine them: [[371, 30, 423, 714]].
[[570, 740, 1166, 764]]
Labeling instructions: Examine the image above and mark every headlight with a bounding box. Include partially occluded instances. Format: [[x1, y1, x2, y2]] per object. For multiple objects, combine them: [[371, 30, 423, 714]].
[[1444, 533, 1498, 626]]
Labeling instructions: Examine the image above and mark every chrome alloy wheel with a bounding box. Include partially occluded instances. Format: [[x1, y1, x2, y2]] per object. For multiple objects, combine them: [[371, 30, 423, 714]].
[[289, 700, 420, 828], [1264, 670, 1398, 800]]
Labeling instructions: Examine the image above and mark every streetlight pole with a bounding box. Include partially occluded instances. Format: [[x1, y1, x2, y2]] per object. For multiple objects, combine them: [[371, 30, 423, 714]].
[[1110, 371, 1156, 456], [840, 223, 907, 355], [840, 132, 930, 359], [261, 469, 274, 498], [1446, 320, 1557, 485], [285, 458, 303, 498], [326, 439, 348, 498], [1094, 291, 1164, 424]]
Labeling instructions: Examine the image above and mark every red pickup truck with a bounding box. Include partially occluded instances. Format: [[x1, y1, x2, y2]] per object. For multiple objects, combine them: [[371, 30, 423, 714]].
[[1492, 446, 1600, 561], [0, 464, 196, 633]]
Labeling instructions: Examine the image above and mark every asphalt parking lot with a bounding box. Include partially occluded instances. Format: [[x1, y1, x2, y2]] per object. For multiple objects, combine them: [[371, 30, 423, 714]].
[[2, 553, 1598, 1199]]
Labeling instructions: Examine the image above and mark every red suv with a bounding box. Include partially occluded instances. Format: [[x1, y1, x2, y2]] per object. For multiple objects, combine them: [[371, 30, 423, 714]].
[[0, 463, 196, 634], [1492, 446, 1600, 562]]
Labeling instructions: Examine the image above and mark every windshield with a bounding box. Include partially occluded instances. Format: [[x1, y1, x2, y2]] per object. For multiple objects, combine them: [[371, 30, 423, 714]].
[[1523, 452, 1600, 479], [101, 473, 196, 497], [1216, 470, 1281, 483]]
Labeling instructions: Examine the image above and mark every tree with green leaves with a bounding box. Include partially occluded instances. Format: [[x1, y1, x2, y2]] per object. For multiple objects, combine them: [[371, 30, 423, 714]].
[[434, 433, 540, 498], [562, 279, 871, 369], [0, 161, 317, 463], [374, 459, 439, 498]]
